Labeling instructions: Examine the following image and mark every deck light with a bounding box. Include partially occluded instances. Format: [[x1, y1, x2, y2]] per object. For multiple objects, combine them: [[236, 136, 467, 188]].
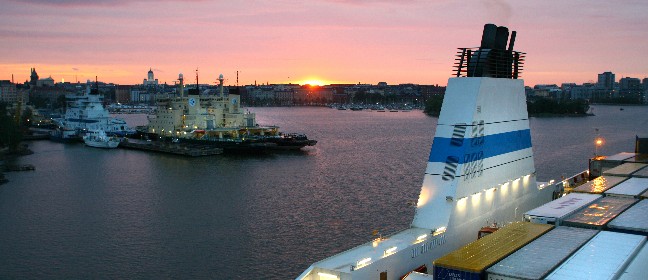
[[317, 272, 339, 279], [357, 257, 372, 268], [384, 246, 397, 256]]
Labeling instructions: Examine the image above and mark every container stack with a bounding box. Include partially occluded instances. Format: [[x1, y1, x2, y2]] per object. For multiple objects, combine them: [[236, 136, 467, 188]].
[[544, 231, 645, 279], [524, 193, 600, 225], [433, 222, 553, 280], [605, 177, 648, 199], [561, 196, 638, 230], [571, 175, 627, 194], [608, 199, 648, 236], [602, 162, 648, 177], [486, 227, 597, 280]]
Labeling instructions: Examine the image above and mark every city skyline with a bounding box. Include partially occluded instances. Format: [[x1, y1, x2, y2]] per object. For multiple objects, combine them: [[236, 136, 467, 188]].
[[2, 0, 647, 86]]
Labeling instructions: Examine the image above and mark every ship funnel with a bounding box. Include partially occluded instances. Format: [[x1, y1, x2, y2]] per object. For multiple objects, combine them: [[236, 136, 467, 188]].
[[461, 23, 523, 79], [494, 26, 509, 50], [480, 23, 497, 49]]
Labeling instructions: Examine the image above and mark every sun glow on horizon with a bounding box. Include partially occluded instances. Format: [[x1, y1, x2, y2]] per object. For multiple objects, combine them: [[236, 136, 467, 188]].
[[296, 77, 330, 86]]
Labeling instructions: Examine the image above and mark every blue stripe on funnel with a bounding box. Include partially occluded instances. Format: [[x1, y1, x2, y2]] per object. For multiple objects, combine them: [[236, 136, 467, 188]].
[[428, 129, 532, 164]]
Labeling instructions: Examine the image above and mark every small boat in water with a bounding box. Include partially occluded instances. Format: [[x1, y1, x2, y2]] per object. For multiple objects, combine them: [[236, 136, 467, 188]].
[[83, 130, 120, 149]]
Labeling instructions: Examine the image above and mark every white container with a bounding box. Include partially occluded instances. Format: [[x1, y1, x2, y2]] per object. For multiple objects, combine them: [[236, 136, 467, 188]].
[[486, 227, 597, 280], [608, 199, 648, 235], [524, 193, 600, 225], [605, 177, 648, 198], [544, 231, 646, 280], [602, 163, 648, 177], [619, 243, 648, 279]]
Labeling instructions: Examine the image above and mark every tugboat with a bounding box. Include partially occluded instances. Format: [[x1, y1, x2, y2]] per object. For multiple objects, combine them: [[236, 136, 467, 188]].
[[83, 130, 120, 149], [144, 72, 316, 153]]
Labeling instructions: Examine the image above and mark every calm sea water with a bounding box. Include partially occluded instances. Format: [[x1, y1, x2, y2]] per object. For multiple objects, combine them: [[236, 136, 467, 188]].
[[1, 105, 647, 279]]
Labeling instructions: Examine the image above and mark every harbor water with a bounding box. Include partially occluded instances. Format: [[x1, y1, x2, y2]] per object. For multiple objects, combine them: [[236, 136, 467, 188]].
[[1, 105, 647, 279]]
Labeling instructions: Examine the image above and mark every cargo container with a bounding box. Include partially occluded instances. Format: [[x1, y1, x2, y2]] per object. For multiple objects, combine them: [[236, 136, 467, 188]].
[[631, 165, 648, 178], [641, 189, 648, 199], [621, 153, 648, 164], [619, 243, 648, 280], [608, 199, 648, 235], [544, 231, 646, 280], [571, 175, 626, 194], [433, 222, 553, 280], [602, 162, 648, 177], [523, 193, 601, 225], [561, 196, 637, 230], [589, 152, 636, 178], [605, 177, 648, 198], [486, 227, 597, 280]]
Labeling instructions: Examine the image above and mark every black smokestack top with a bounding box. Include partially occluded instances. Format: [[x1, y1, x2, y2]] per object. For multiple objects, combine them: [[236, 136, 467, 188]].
[[465, 23, 518, 78], [494, 26, 509, 50], [480, 23, 497, 49], [455, 24, 524, 79]]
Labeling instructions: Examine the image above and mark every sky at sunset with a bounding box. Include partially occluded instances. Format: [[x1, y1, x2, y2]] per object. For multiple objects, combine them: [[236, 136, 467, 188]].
[[1, 0, 647, 87]]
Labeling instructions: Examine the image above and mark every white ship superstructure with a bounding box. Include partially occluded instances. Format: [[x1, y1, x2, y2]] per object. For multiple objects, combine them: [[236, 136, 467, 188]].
[[298, 24, 559, 280], [56, 83, 132, 135]]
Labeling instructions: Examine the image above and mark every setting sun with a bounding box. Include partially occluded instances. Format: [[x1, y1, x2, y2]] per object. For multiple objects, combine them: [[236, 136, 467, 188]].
[[296, 78, 328, 86]]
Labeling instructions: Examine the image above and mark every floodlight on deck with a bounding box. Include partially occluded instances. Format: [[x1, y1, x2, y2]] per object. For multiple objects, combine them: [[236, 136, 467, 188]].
[[384, 246, 397, 256]]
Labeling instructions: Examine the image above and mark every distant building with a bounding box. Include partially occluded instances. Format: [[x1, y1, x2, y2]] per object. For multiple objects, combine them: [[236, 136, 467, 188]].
[[143, 68, 159, 86], [0, 80, 18, 103], [597, 71, 615, 90], [30, 87, 71, 108], [619, 77, 643, 99], [37, 76, 55, 87], [115, 85, 132, 104], [29, 68, 39, 86]]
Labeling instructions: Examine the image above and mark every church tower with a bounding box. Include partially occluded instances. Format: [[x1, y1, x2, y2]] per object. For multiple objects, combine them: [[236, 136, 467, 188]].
[[30, 68, 39, 85]]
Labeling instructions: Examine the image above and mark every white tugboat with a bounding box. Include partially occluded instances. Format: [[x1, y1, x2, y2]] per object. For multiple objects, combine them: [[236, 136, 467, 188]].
[[298, 24, 560, 280], [83, 130, 120, 149]]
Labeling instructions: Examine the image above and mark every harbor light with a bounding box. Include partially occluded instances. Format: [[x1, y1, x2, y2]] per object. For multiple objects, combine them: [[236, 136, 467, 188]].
[[595, 136, 605, 156]]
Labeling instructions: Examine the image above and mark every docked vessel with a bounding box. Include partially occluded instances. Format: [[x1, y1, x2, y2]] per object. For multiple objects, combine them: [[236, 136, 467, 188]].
[[298, 24, 560, 280], [53, 81, 133, 138], [145, 73, 316, 152], [49, 126, 79, 143], [83, 130, 120, 148]]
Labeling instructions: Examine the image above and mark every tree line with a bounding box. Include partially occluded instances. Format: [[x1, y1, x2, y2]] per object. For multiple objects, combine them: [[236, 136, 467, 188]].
[[424, 96, 590, 117]]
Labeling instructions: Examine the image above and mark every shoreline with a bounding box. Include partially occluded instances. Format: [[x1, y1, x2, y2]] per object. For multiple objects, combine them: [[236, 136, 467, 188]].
[[0, 144, 34, 185]]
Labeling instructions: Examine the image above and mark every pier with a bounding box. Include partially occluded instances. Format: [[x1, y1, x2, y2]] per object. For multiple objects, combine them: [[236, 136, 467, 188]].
[[119, 139, 223, 156]]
